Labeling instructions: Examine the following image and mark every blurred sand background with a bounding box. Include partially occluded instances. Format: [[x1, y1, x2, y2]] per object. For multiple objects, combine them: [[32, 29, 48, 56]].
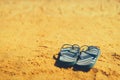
[[0, 0, 120, 80]]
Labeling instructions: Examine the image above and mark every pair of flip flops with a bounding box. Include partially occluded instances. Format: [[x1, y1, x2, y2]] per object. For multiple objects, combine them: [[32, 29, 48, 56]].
[[55, 44, 100, 69]]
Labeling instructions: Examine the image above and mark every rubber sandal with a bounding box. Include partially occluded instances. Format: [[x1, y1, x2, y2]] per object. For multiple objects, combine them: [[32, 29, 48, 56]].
[[56, 44, 80, 67], [75, 45, 100, 70]]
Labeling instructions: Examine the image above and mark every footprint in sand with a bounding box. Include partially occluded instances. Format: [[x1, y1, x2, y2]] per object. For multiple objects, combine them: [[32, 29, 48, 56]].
[[1, 69, 16, 76], [92, 68, 98, 73], [112, 53, 120, 60], [92, 68, 99, 80], [100, 70, 110, 77]]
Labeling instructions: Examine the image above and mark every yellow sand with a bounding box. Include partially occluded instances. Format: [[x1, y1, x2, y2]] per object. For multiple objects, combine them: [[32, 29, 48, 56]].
[[0, 0, 120, 80]]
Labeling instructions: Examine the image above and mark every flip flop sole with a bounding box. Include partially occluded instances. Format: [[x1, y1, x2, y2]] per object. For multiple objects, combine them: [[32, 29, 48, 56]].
[[74, 46, 101, 70]]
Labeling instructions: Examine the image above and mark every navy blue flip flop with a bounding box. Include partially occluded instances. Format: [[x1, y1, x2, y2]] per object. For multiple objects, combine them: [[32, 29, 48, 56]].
[[56, 44, 80, 67], [75, 45, 100, 69]]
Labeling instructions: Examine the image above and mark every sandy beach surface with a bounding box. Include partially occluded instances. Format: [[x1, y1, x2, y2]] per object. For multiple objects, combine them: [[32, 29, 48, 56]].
[[0, 0, 120, 80]]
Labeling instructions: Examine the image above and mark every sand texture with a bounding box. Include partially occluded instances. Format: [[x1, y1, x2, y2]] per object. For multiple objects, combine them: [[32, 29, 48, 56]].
[[0, 0, 120, 80]]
